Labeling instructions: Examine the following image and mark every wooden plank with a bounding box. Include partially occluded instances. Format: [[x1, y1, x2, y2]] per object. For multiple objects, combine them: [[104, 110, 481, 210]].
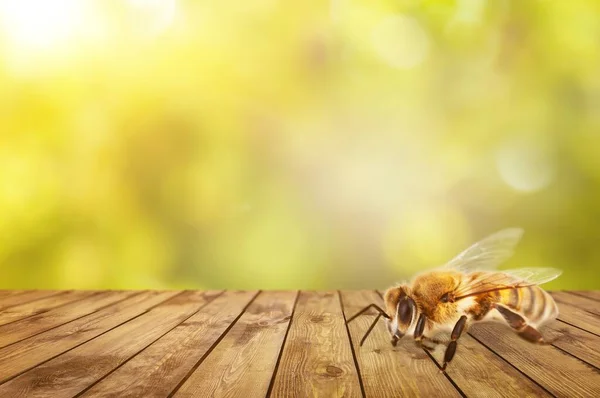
[[469, 322, 600, 397], [543, 321, 600, 369], [0, 291, 24, 300], [0, 291, 61, 311], [569, 291, 600, 302], [269, 291, 362, 398], [427, 334, 550, 396], [0, 290, 222, 398], [83, 290, 262, 398], [552, 291, 600, 315], [341, 290, 462, 397], [554, 301, 600, 336], [0, 291, 137, 348], [0, 290, 97, 326], [172, 291, 295, 398], [0, 291, 179, 384]]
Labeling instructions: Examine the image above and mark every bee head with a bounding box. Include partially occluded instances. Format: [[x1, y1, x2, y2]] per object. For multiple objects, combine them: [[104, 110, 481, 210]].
[[383, 284, 416, 337]]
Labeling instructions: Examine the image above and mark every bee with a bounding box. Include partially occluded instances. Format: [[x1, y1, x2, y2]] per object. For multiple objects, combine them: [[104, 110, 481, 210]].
[[346, 228, 561, 371]]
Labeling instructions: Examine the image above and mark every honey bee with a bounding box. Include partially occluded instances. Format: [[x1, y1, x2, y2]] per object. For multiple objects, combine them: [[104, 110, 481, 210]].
[[346, 228, 561, 371]]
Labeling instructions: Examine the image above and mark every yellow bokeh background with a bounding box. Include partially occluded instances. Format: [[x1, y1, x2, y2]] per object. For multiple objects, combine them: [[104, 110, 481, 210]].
[[1, 0, 599, 290]]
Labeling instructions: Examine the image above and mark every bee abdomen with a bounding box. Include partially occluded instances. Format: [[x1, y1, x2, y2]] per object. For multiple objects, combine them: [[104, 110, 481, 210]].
[[499, 286, 558, 325]]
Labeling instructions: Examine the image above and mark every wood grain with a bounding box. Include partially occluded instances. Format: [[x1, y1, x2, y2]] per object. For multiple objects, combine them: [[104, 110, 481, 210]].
[[173, 291, 296, 398], [0, 291, 221, 398], [0, 290, 96, 326], [341, 290, 462, 398], [552, 291, 600, 315], [0, 291, 24, 300], [81, 290, 258, 398], [0, 291, 176, 384], [470, 322, 600, 397], [0, 291, 61, 311], [554, 300, 600, 336], [0, 290, 599, 396], [0, 290, 136, 348], [543, 322, 600, 369], [569, 291, 600, 302], [428, 332, 550, 397], [270, 291, 362, 398]]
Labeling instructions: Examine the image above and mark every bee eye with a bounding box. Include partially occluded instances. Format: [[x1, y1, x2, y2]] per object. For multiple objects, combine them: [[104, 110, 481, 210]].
[[440, 293, 450, 303]]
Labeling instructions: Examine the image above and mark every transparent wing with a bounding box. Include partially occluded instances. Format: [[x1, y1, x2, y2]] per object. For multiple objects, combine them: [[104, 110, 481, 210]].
[[503, 267, 563, 285], [443, 228, 524, 273], [454, 268, 562, 300]]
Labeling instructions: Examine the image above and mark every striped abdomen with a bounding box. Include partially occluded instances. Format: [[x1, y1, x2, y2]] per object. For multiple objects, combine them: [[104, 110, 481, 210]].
[[496, 286, 558, 326]]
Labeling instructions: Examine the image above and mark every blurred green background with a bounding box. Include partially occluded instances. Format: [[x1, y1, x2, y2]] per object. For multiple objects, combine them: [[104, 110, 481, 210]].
[[0, 0, 599, 290]]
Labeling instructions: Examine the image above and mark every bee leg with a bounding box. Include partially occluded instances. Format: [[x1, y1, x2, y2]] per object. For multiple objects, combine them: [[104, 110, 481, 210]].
[[345, 303, 391, 347], [518, 325, 551, 344], [495, 305, 552, 344], [418, 338, 437, 351], [420, 343, 435, 352], [427, 337, 448, 346], [442, 315, 467, 371], [421, 336, 448, 349]]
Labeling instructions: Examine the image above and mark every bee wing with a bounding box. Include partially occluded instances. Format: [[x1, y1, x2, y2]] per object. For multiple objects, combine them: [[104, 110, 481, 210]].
[[454, 267, 562, 300], [443, 228, 524, 273], [502, 267, 563, 285]]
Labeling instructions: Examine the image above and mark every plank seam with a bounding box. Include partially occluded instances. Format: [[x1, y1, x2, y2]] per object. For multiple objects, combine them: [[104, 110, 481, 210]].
[[0, 291, 144, 350], [552, 296, 600, 317], [376, 290, 562, 395], [0, 290, 184, 386], [265, 290, 300, 398], [167, 290, 262, 398], [374, 290, 469, 397], [0, 291, 104, 328], [338, 290, 366, 398], [374, 290, 463, 385], [467, 332, 556, 397], [73, 290, 227, 398], [550, 343, 600, 371], [378, 285, 467, 398], [565, 291, 600, 303], [556, 318, 600, 338], [422, 350, 467, 398], [0, 291, 65, 312]]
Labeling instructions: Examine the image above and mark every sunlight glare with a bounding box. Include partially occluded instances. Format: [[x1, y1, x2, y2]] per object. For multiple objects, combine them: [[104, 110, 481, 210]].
[[0, 0, 86, 51], [129, 0, 177, 35]]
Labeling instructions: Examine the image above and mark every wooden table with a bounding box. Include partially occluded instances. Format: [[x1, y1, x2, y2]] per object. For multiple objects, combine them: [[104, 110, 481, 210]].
[[0, 290, 598, 397]]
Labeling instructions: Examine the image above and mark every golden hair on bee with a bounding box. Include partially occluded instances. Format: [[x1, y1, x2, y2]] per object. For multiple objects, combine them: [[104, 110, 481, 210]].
[[348, 228, 562, 371]]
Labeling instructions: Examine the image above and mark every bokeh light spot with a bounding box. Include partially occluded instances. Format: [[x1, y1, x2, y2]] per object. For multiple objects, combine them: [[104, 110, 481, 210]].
[[371, 14, 430, 69], [496, 138, 555, 193]]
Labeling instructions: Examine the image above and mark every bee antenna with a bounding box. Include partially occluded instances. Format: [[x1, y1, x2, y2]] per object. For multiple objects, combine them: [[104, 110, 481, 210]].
[[359, 313, 382, 346], [345, 303, 390, 324]]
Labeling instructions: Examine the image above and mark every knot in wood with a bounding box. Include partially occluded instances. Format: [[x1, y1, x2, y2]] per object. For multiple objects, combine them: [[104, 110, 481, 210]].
[[325, 365, 343, 377]]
